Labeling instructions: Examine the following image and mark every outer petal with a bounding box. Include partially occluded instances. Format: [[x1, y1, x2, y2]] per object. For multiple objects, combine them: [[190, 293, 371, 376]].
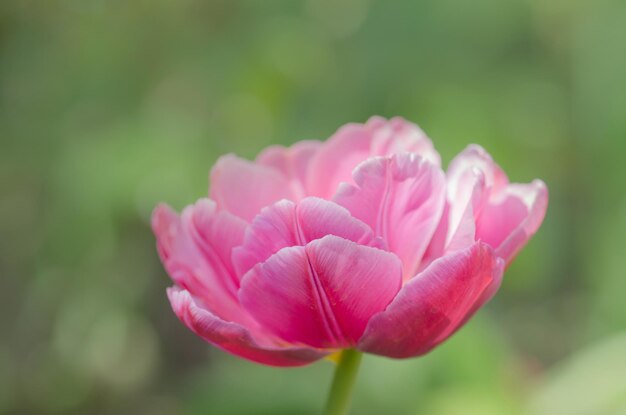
[[358, 241, 504, 358], [255, 140, 322, 199], [334, 153, 446, 279], [168, 287, 326, 367], [477, 180, 548, 264], [307, 116, 441, 199], [239, 235, 403, 349], [152, 199, 248, 323], [232, 197, 383, 277], [209, 154, 295, 222]]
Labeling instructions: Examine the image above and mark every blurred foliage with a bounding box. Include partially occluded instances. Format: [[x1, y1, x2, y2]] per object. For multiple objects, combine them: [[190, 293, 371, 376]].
[[1, 0, 625, 414], [525, 332, 626, 415]]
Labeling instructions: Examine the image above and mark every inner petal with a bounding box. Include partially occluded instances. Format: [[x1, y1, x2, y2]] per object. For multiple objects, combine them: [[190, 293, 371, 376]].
[[334, 153, 446, 279], [232, 197, 383, 278], [209, 154, 295, 222]]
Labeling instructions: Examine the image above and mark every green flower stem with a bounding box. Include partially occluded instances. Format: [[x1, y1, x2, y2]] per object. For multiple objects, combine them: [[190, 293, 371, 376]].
[[323, 349, 363, 415]]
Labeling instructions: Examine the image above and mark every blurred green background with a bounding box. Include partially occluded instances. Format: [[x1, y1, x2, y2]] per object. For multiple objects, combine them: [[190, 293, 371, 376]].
[[2, 0, 626, 414]]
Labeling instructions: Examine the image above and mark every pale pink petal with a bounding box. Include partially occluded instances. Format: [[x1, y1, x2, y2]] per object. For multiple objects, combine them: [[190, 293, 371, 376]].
[[445, 145, 548, 265], [152, 200, 249, 323], [447, 144, 509, 196], [477, 179, 548, 264], [358, 241, 504, 358], [307, 116, 441, 199], [369, 116, 441, 166], [421, 167, 486, 269], [306, 123, 373, 198], [256, 140, 322, 199], [238, 235, 403, 349], [334, 153, 446, 279], [168, 287, 326, 367], [209, 154, 295, 221], [232, 197, 383, 277], [445, 168, 486, 250]]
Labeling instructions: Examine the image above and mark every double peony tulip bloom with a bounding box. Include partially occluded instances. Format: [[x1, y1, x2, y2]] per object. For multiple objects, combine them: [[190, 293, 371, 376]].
[[153, 116, 547, 367]]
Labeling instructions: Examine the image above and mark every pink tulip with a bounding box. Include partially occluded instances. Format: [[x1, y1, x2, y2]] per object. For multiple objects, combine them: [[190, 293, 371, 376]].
[[153, 116, 548, 366]]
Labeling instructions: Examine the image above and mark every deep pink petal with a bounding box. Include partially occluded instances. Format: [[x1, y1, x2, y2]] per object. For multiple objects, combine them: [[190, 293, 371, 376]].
[[239, 235, 403, 348], [358, 241, 504, 358], [334, 153, 446, 279], [307, 116, 441, 199], [152, 200, 248, 323], [232, 197, 383, 277], [256, 140, 322, 199], [477, 179, 548, 264], [168, 287, 326, 367], [209, 154, 295, 222]]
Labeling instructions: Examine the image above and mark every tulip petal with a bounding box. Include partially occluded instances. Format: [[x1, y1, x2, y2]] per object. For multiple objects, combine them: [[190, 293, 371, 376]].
[[232, 197, 383, 277], [168, 287, 326, 367], [334, 153, 446, 279], [358, 241, 504, 358], [369, 116, 441, 166], [444, 168, 486, 250], [447, 144, 509, 195], [256, 140, 322, 199], [152, 199, 249, 323], [477, 179, 548, 264], [307, 116, 441, 199], [239, 235, 403, 349], [446, 145, 548, 265], [422, 167, 486, 269], [210, 154, 295, 222]]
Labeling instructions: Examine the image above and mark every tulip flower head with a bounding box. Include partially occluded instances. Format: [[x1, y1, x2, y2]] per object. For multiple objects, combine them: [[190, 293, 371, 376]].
[[153, 116, 547, 366]]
